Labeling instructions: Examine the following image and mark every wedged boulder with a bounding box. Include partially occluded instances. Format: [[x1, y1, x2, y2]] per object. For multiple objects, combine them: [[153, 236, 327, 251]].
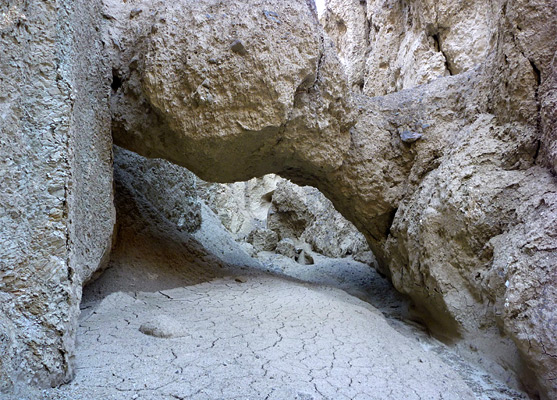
[[103, 0, 557, 397], [106, 0, 354, 183]]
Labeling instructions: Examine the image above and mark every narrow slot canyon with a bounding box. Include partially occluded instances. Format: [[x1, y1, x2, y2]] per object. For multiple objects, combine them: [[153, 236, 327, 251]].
[[44, 148, 528, 399], [1, 0, 556, 399]]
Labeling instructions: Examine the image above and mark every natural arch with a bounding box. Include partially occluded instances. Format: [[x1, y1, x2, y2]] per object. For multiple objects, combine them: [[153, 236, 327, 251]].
[[104, 0, 557, 398]]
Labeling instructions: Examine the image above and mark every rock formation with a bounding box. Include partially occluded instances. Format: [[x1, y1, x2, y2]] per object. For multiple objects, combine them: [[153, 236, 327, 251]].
[[114, 146, 201, 234], [321, 1, 557, 397], [1, 0, 556, 398], [0, 0, 114, 390], [266, 180, 373, 263], [103, 0, 557, 396], [198, 175, 373, 263], [106, 0, 354, 183], [197, 175, 281, 240]]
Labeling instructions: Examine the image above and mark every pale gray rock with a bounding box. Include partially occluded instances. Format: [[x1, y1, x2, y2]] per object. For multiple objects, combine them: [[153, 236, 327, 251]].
[[0, 0, 114, 392], [276, 238, 297, 259], [295, 249, 315, 265], [268, 180, 373, 262], [197, 174, 281, 239], [114, 146, 201, 233], [139, 315, 188, 339], [248, 228, 279, 253]]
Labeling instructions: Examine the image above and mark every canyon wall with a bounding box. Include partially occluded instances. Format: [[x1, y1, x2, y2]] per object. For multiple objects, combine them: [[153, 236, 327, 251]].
[[322, 0, 557, 396], [0, 0, 555, 398], [106, 0, 556, 397], [0, 0, 114, 391]]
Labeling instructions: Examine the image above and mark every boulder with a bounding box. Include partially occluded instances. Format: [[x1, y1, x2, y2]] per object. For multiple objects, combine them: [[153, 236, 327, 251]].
[[247, 228, 279, 253], [106, 0, 354, 183], [64, 0, 557, 397], [276, 238, 297, 259]]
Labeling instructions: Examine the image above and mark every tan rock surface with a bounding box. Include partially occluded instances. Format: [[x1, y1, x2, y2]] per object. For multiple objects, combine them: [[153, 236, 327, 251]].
[[104, 0, 556, 396], [323, 0, 557, 397], [106, 0, 354, 183]]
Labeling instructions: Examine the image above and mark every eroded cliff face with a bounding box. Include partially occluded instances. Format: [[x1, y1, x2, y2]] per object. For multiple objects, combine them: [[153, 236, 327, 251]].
[[322, 0, 557, 397], [322, 0, 495, 96], [0, 0, 114, 391], [104, 0, 557, 397]]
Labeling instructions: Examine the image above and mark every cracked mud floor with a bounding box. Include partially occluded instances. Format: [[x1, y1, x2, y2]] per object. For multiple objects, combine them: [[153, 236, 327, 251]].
[[25, 181, 530, 400], [51, 278, 484, 400]]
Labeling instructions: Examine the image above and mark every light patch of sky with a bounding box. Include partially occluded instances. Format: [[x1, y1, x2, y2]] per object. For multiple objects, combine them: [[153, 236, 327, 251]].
[[315, 0, 326, 17]]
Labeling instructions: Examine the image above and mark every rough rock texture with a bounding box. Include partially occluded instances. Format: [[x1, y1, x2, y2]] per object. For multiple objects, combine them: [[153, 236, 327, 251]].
[[275, 238, 298, 259], [197, 175, 281, 239], [247, 228, 279, 253], [0, 0, 114, 392], [3, 0, 554, 397], [321, 0, 557, 397], [199, 175, 373, 263], [268, 180, 373, 263], [105, 0, 354, 183], [322, 0, 494, 96], [114, 146, 201, 233], [103, 0, 557, 397]]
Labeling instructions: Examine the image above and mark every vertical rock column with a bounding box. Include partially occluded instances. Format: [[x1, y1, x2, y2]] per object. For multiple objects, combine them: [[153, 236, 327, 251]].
[[0, 0, 114, 392]]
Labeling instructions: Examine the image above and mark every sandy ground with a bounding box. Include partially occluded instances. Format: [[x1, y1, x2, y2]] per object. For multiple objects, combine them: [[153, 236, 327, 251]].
[[11, 178, 529, 400]]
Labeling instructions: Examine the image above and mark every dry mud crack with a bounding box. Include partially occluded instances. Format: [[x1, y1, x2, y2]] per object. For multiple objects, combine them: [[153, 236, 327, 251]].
[[21, 165, 530, 400], [34, 268, 527, 400], [52, 277, 474, 400]]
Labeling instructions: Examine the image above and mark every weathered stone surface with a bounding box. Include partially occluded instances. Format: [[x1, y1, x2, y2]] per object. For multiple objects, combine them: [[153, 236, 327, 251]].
[[198, 174, 373, 263], [322, 0, 494, 97], [3, 0, 553, 397], [114, 146, 201, 233], [106, 0, 354, 183], [247, 228, 279, 253], [540, 55, 557, 174], [103, 0, 556, 397], [275, 238, 297, 259], [268, 180, 373, 262], [0, 0, 114, 392], [323, 0, 557, 397], [197, 174, 281, 240]]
